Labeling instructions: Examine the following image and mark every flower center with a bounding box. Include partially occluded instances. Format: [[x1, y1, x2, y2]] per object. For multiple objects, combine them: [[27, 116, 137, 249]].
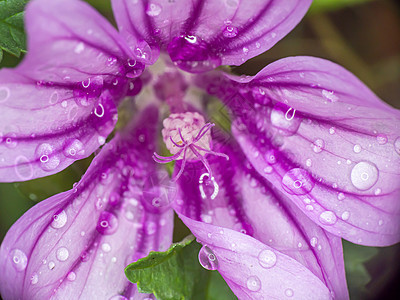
[[153, 112, 229, 181]]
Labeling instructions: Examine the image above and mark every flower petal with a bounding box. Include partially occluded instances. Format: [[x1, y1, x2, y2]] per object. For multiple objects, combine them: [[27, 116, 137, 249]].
[[178, 213, 332, 299], [198, 56, 400, 246], [0, 106, 174, 299], [0, 0, 145, 182], [111, 0, 312, 72], [173, 139, 348, 299]]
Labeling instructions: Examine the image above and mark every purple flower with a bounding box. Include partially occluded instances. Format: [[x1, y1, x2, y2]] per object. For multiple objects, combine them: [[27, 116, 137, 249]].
[[0, 0, 399, 299]]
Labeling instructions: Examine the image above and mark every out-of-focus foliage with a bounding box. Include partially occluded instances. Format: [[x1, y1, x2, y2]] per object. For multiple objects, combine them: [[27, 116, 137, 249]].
[[310, 0, 374, 12], [0, 0, 29, 62], [343, 241, 378, 299]]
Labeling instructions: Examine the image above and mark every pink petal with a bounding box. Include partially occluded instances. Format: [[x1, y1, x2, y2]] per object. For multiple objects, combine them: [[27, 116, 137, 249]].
[[0, 0, 145, 182], [198, 56, 400, 246], [178, 213, 332, 299], [111, 0, 312, 72], [0, 106, 173, 299], [173, 139, 348, 299]]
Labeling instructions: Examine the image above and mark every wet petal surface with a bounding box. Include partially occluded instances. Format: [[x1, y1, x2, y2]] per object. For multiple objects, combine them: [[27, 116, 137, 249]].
[[112, 0, 312, 72], [0, 0, 145, 182], [0, 106, 173, 299], [173, 139, 348, 299], [197, 56, 400, 246]]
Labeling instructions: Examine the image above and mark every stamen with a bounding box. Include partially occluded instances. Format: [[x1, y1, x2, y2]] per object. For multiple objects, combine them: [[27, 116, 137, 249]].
[[153, 112, 229, 181]]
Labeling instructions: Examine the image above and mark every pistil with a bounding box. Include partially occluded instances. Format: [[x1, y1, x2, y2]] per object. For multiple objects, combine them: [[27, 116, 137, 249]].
[[153, 112, 229, 181]]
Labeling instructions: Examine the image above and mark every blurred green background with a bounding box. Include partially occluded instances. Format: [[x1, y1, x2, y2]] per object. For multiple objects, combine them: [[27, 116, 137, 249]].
[[1, 0, 399, 299]]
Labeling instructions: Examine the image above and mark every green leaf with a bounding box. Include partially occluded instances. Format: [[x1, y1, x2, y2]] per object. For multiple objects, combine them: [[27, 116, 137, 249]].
[[206, 271, 237, 300], [0, 0, 29, 62], [343, 240, 378, 299], [310, 0, 373, 13], [125, 235, 219, 300]]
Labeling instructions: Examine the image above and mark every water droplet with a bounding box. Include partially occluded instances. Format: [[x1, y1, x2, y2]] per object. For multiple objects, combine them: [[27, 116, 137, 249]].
[[223, 25, 238, 38], [374, 188, 382, 195], [319, 211, 337, 225], [312, 139, 325, 153], [282, 168, 315, 195], [337, 192, 345, 201], [146, 3, 162, 16], [378, 220, 383, 226], [102, 243, 111, 253], [167, 35, 221, 73], [10, 249, 28, 271], [350, 161, 379, 190], [258, 249, 277, 269], [5, 132, 18, 149], [199, 173, 219, 200], [51, 210, 67, 229], [329, 127, 336, 135], [285, 288, 294, 297], [199, 245, 218, 270], [67, 271, 76, 281], [145, 221, 156, 235], [306, 158, 312, 167], [96, 211, 119, 235], [30, 273, 39, 285], [310, 237, 318, 247], [341, 211, 350, 220], [36, 143, 60, 171], [306, 205, 314, 211], [263, 166, 273, 174], [14, 155, 33, 180], [63, 139, 85, 158], [0, 87, 10, 103], [322, 90, 339, 102], [270, 103, 302, 136], [94, 103, 105, 117], [74, 42, 85, 54], [394, 137, 400, 155], [56, 247, 69, 261], [353, 144, 362, 153], [242, 47, 249, 54], [377, 134, 388, 145], [49, 91, 59, 104], [246, 275, 261, 292], [48, 261, 56, 270]]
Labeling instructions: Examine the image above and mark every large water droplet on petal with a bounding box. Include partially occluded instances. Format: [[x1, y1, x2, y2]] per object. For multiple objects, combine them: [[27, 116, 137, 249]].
[[198, 245, 218, 270], [350, 161, 379, 190], [258, 249, 277, 269], [63, 138, 85, 158], [30, 273, 39, 285], [51, 210, 67, 229], [222, 24, 238, 38], [14, 155, 33, 180], [312, 139, 325, 153], [270, 103, 302, 136], [146, 3, 162, 16], [36, 143, 61, 171], [10, 249, 28, 271], [0, 87, 10, 103], [246, 275, 262, 292], [319, 211, 337, 225], [394, 137, 400, 155], [167, 35, 221, 73], [282, 168, 315, 195], [285, 288, 294, 297], [56, 247, 69, 261], [96, 211, 119, 235]]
